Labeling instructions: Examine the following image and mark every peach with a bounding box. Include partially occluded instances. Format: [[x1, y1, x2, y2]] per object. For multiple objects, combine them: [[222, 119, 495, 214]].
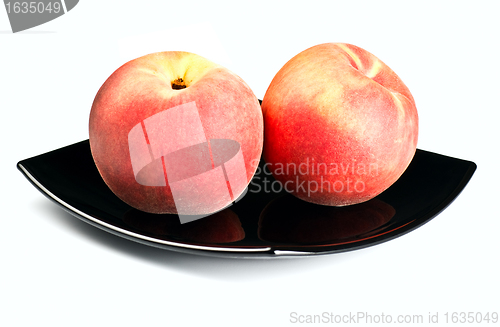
[[261, 43, 418, 206], [89, 52, 263, 217]]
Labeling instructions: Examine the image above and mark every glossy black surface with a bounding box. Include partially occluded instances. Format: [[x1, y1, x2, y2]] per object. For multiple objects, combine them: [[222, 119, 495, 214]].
[[17, 140, 476, 258]]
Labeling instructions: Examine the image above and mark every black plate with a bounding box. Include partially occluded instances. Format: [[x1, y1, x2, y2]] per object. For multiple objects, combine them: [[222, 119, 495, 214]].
[[17, 140, 476, 258]]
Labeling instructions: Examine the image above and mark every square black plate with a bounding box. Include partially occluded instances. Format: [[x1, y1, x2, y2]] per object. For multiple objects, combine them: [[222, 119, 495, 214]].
[[17, 140, 476, 258]]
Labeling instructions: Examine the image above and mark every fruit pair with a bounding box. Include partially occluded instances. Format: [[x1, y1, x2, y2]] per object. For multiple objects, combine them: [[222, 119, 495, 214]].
[[89, 43, 418, 216]]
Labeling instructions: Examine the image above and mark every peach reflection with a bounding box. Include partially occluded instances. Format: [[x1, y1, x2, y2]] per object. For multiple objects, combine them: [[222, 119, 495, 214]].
[[123, 208, 245, 244], [258, 196, 395, 244]]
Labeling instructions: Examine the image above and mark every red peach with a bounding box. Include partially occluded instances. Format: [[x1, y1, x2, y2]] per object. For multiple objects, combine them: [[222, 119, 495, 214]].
[[90, 52, 263, 215], [261, 43, 418, 206]]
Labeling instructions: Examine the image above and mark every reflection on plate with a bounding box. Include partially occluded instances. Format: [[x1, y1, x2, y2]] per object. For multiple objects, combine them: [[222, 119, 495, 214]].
[[17, 140, 476, 258], [258, 197, 396, 245], [122, 207, 246, 244]]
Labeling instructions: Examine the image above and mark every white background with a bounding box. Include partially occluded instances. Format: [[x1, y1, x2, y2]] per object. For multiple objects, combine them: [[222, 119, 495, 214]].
[[2, 1, 499, 326]]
